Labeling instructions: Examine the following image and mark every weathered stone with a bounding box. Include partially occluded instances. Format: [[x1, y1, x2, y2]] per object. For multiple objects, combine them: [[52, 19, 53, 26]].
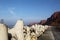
[[0, 24, 8, 40], [8, 20, 24, 40]]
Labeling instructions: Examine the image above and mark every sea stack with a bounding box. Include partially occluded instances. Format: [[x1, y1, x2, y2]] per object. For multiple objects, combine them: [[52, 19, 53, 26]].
[[0, 24, 8, 40]]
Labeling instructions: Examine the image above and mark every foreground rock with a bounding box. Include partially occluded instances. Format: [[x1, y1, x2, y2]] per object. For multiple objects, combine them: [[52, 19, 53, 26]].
[[0, 19, 54, 40], [8, 19, 24, 40], [8, 20, 50, 40], [0, 24, 8, 40]]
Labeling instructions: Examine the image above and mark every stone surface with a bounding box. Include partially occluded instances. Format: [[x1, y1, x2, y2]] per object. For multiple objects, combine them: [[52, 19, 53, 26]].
[[37, 27, 55, 40], [0, 24, 8, 40], [8, 20, 24, 40]]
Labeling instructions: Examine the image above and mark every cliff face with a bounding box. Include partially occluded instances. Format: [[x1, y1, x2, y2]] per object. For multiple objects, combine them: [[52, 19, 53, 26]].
[[43, 11, 60, 26], [28, 11, 60, 27], [39, 20, 47, 25]]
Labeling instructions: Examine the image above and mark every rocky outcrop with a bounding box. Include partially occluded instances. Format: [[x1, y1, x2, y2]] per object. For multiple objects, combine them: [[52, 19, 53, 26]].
[[0, 24, 8, 40], [39, 20, 47, 25], [38, 11, 60, 27], [44, 11, 60, 26], [8, 19, 24, 40], [8, 20, 49, 40]]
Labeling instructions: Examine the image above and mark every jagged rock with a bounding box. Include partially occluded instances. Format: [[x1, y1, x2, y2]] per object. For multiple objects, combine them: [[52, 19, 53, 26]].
[[8, 19, 24, 40], [37, 11, 60, 28], [44, 11, 60, 26]]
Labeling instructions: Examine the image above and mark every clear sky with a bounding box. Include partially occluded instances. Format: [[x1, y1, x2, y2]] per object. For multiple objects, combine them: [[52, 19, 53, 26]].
[[0, 0, 60, 25]]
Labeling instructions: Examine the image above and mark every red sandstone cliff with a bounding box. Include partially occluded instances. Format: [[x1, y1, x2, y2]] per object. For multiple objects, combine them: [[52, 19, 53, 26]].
[[28, 11, 60, 27], [44, 11, 60, 26], [39, 20, 47, 25]]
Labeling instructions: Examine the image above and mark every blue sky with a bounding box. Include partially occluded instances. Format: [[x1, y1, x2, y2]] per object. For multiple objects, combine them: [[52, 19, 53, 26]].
[[0, 0, 60, 25]]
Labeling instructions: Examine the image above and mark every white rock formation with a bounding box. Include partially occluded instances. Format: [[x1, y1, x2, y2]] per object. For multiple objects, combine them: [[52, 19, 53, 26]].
[[25, 27, 31, 40], [0, 19, 53, 40], [0, 24, 8, 40], [8, 19, 24, 40], [31, 24, 49, 37], [8, 20, 49, 40]]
